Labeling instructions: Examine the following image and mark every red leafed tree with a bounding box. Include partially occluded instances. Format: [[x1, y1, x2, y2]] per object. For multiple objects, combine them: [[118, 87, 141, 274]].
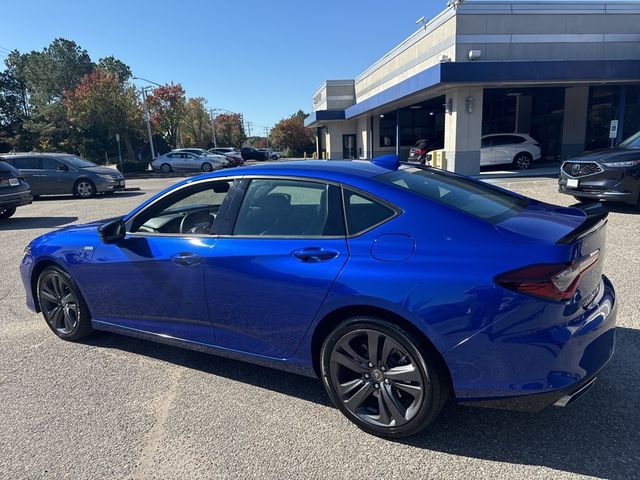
[[146, 84, 187, 149]]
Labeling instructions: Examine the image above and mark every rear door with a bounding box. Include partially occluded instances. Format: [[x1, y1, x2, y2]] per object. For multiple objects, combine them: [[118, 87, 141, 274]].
[[8, 157, 44, 194], [205, 177, 348, 358]]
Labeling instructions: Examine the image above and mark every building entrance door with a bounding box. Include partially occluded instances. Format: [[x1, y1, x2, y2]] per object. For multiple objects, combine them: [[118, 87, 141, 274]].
[[342, 134, 356, 159]]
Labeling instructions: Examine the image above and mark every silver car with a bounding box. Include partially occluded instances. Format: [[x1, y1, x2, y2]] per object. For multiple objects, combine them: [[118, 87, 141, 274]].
[[151, 151, 227, 173], [0, 153, 125, 198]]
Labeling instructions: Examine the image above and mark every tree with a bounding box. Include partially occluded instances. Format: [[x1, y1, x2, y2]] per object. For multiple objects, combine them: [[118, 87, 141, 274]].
[[181, 97, 213, 148], [0, 51, 33, 151], [146, 84, 186, 149], [214, 113, 246, 148], [64, 69, 143, 160], [21, 38, 94, 107], [97, 56, 132, 84], [270, 110, 315, 157]]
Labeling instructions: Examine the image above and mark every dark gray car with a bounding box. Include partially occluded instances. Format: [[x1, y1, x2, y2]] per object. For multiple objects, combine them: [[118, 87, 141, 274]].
[[0, 153, 125, 198]]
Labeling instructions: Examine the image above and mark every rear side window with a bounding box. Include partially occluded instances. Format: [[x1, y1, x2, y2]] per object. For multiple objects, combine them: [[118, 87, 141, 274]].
[[7, 157, 40, 169], [377, 167, 527, 224], [343, 190, 396, 236]]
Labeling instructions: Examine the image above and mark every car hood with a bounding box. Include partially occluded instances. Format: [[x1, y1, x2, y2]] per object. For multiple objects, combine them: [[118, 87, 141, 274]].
[[81, 166, 122, 176], [567, 148, 640, 164]]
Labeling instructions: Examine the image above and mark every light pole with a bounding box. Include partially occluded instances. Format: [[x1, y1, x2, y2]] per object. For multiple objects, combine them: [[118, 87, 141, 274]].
[[209, 108, 242, 148], [132, 76, 164, 160]]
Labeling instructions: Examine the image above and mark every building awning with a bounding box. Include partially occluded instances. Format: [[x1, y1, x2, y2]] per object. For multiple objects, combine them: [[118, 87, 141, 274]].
[[310, 59, 640, 121], [304, 110, 346, 127]]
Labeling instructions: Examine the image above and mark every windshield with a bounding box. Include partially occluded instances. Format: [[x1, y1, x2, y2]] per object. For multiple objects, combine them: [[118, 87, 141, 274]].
[[618, 131, 640, 149], [377, 166, 528, 224], [61, 155, 97, 168]]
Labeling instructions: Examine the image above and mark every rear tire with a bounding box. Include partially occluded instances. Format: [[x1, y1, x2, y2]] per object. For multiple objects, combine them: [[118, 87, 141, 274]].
[[512, 152, 532, 170], [320, 317, 449, 438], [201, 162, 213, 172], [0, 206, 17, 219], [37, 266, 93, 341]]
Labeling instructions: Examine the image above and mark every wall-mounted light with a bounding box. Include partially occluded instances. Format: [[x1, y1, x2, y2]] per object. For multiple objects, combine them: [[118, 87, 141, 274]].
[[410, 105, 422, 110], [465, 96, 475, 114], [379, 114, 385, 118], [415, 16, 428, 30], [444, 98, 453, 115]]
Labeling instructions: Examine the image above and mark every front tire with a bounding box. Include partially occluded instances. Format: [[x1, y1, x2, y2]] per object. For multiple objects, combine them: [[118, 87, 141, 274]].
[[74, 179, 96, 198], [512, 152, 532, 170], [320, 317, 448, 438], [0, 206, 17, 219], [160, 163, 172, 173], [37, 266, 93, 341]]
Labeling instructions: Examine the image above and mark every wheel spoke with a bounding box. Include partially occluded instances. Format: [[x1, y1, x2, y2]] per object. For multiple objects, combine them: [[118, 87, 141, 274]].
[[381, 384, 406, 424], [385, 364, 421, 383], [340, 339, 368, 365], [63, 293, 74, 304], [344, 381, 374, 410], [50, 305, 64, 329], [63, 308, 75, 331], [40, 288, 58, 303], [337, 378, 365, 397], [367, 331, 381, 365], [332, 350, 367, 374], [376, 391, 391, 425], [390, 380, 423, 397], [380, 336, 402, 366]]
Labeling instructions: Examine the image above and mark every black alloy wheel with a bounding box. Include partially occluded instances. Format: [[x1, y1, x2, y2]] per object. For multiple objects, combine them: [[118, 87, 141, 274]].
[[37, 267, 93, 340], [513, 152, 532, 170], [0, 206, 17, 219], [321, 317, 448, 438]]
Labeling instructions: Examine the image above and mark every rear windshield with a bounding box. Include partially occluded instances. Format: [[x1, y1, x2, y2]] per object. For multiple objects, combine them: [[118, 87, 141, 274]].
[[376, 166, 527, 224]]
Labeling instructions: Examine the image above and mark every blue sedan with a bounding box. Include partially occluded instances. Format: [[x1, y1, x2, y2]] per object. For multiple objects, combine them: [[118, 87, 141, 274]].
[[20, 156, 616, 438]]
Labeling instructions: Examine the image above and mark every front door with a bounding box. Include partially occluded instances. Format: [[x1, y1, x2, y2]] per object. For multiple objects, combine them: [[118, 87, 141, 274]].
[[205, 177, 348, 358], [343, 134, 357, 159], [85, 178, 235, 343], [41, 157, 76, 194]]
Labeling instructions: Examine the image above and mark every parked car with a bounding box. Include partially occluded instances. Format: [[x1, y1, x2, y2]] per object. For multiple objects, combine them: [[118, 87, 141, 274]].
[[558, 130, 640, 208], [0, 160, 32, 219], [480, 134, 541, 169], [258, 148, 280, 160], [0, 153, 125, 198], [20, 156, 616, 438], [209, 148, 244, 166], [171, 149, 230, 167], [240, 146, 268, 161], [408, 139, 443, 163], [151, 151, 226, 173]]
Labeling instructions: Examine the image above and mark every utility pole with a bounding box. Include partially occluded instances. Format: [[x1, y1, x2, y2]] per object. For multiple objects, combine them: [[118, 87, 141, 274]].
[[245, 121, 253, 138], [115, 133, 123, 173], [264, 126, 270, 148], [141, 87, 156, 160]]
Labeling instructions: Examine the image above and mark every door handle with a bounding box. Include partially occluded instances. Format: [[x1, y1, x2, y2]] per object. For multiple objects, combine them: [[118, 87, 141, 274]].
[[291, 247, 339, 263], [171, 252, 203, 267]]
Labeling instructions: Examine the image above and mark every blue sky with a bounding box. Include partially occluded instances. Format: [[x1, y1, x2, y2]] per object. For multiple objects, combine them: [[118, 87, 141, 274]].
[[0, 0, 443, 132]]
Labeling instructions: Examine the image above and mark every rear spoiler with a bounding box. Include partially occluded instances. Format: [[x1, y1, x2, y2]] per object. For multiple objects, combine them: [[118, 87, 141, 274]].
[[557, 202, 608, 245]]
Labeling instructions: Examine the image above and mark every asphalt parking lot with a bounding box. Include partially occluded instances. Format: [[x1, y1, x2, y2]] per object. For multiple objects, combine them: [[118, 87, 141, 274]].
[[1, 175, 638, 479]]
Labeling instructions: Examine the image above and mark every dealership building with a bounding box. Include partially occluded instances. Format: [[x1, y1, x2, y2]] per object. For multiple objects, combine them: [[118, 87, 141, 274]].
[[305, 1, 640, 174]]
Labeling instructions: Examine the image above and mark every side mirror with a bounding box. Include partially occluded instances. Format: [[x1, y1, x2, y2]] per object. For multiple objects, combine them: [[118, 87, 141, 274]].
[[99, 218, 126, 244], [57, 164, 69, 171]]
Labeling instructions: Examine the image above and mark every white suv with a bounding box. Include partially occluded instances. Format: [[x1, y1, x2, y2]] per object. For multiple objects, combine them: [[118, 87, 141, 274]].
[[480, 134, 541, 169]]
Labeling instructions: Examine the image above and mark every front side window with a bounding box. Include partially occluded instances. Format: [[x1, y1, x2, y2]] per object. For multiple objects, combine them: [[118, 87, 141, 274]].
[[42, 158, 64, 170], [130, 180, 233, 235], [233, 178, 344, 237], [343, 189, 396, 236]]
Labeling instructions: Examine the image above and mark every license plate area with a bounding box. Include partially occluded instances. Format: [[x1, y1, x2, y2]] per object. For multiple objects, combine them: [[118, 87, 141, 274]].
[[567, 178, 579, 188], [9, 178, 19, 186]]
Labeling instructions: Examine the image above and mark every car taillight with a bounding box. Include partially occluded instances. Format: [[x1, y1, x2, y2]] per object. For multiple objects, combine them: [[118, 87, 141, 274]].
[[495, 250, 600, 301]]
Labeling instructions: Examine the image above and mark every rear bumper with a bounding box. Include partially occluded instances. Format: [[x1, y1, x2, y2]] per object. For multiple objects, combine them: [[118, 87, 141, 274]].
[[0, 189, 33, 208], [446, 275, 617, 411]]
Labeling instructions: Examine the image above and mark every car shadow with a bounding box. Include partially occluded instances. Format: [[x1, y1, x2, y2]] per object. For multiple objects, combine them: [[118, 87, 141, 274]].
[[82, 326, 639, 479], [0, 216, 78, 230], [570, 200, 639, 215]]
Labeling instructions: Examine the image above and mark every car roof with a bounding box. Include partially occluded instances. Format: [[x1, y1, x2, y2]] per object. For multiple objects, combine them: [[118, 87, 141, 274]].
[[208, 160, 392, 179], [0, 152, 73, 157]]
